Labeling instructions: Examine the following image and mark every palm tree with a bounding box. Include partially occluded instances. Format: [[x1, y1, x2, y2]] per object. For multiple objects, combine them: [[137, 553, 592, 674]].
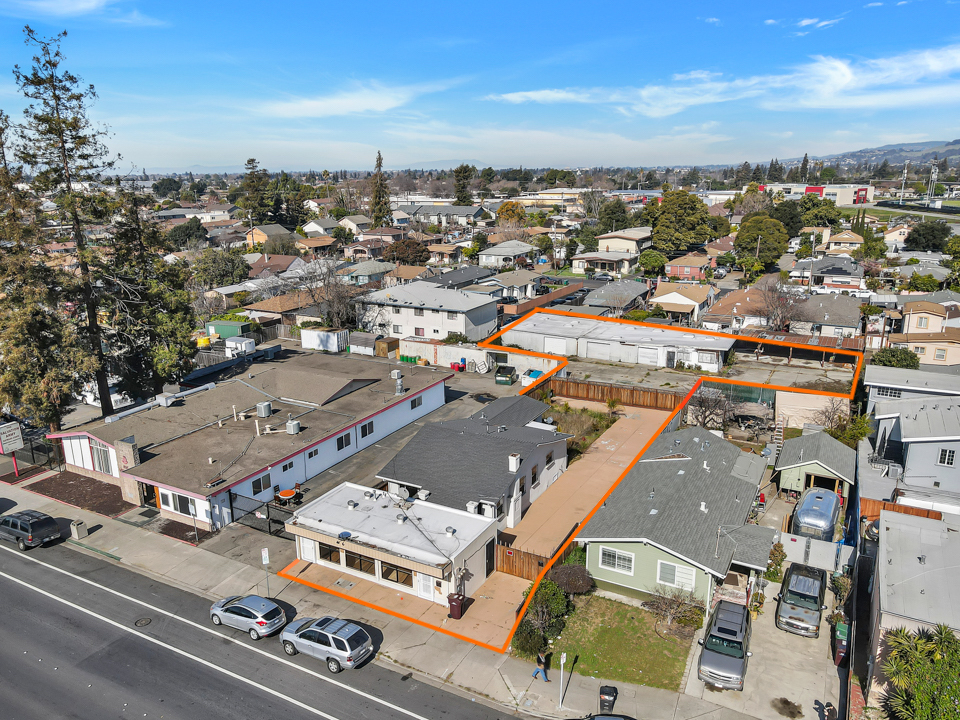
[[606, 397, 621, 417]]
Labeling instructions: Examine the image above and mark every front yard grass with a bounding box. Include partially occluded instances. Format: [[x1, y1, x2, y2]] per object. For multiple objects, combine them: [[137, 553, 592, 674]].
[[547, 595, 693, 690]]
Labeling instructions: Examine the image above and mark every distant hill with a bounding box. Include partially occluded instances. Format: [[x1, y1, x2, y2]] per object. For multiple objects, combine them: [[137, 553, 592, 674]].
[[805, 140, 960, 167]]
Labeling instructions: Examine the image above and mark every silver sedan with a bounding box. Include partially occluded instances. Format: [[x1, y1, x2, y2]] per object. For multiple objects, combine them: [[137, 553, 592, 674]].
[[209, 595, 286, 640]]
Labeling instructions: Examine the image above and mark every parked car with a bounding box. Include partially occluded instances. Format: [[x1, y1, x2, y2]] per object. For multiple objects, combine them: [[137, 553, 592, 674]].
[[209, 595, 286, 640], [776, 563, 828, 638], [714, 267, 727, 279], [592, 273, 614, 281], [535, 285, 552, 296], [0, 510, 61, 551], [697, 600, 753, 691], [498, 296, 520, 305], [280, 616, 375, 673], [791, 488, 841, 542]]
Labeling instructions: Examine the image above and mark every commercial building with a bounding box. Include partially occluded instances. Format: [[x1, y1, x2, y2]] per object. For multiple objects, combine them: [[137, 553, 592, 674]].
[[756, 183, 874, 205], [49, 352, 450, 532]]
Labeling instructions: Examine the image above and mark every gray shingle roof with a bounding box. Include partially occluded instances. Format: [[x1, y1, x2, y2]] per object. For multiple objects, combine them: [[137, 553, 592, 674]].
[[774, 430, 856, 483], [812, 257, 863, 278], [795, 293, 862, 327], [376, 418, 569, 511], [584, 279, 649, 307], [728, 524, 777, 571], [471, 395, 548, 427], [578, 428, 765, 578], [421, 266, 495, 288], [363, 281, 497, 312]]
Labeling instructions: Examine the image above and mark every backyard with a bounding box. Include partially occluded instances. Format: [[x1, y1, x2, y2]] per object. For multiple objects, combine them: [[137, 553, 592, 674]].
[[547, 595, 694, 690]]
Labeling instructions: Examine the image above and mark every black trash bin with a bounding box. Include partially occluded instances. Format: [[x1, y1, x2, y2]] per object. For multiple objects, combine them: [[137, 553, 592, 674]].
[[599, 685, 617, 713], [447, 593, 465, 620]]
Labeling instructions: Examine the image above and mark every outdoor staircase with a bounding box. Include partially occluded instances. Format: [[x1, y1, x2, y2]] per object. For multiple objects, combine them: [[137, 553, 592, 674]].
[[773, 414, 786, 463]]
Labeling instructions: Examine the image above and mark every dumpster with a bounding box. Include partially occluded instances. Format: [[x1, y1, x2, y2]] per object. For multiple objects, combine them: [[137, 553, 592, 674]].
[[447, 593, 466, 620], [834, 622, 849, 666], [599, 685, 617, 713]]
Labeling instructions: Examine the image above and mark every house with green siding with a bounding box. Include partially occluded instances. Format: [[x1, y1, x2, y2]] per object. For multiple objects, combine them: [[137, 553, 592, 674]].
[[774, 430, 856, 500], [578, 427, 773, 609]]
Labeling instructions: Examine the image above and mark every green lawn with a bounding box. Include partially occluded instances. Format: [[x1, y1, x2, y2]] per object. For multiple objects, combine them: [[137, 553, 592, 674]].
[[547, 595, 692, 690], [783, 427, 803, 440]]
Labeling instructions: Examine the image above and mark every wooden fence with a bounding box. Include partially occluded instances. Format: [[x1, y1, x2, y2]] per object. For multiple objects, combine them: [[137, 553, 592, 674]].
[[860, 498, 942, 522], [545, 377, 685, 411], [495, 541, 575, 582]]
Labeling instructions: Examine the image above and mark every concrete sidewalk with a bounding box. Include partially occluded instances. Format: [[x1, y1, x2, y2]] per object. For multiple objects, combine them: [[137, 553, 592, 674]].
[[1, 465, 756, 720]]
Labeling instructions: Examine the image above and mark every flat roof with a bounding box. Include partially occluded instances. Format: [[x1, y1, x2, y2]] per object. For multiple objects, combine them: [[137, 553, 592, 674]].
[[878, 510, 960, 630], [864, 364, 960, 395], [363, 281, 497, 312], [58, 351, 450, 497], [505, 313, 735, 350], [290, 482, 494, 568]]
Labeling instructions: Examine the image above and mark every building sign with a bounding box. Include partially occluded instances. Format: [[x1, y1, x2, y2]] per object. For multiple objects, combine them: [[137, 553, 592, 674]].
[[0, 422, 24, 454]]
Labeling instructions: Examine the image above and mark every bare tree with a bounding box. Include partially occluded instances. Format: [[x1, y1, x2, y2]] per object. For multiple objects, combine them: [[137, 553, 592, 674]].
[[686, 386, 742, 429], [580, 190, 603, 219], [642, 584, 706, 626], [812, 396, 850, 431], [284, 259, 361, 329], [757, 276, 802, 331]]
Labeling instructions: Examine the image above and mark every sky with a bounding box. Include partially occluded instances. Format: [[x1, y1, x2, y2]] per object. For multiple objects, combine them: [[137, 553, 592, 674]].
[[0, 0, 959, 173]]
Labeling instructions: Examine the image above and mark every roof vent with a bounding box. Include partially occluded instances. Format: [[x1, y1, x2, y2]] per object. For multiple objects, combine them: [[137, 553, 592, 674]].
[[347, 500, 358, 510], [397, 514, 407, 524], [649, 508, 658, 515], [363, 491, 374, 499], [445, 526, 456, 537], [919, 554, 926, 565], [700, 502, 708, 513], [338, 531, 351, 540]]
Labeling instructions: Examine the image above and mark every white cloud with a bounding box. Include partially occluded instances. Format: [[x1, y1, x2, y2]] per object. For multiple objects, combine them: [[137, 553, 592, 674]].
[[110, 9, 165, 25], [816, 18, 843, 27], [1, 0, 115, 14], [864, 2, 883, 6], [764, 19, 778, 25], [262, 81, 451, 118], [483, 44, 960, 117], [793, 32, 809, 37], [897, 1, 909, 4], [703, 17, 720, 24], [797, 18, 820, 26]]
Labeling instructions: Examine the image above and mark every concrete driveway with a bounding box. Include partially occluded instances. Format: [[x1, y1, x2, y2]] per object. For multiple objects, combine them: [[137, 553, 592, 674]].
[[685, 583, 842, 720]]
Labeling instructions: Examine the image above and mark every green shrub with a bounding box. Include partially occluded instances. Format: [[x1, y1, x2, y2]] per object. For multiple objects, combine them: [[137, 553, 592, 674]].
[[563, 545, 587, 566], [549, 564, 593, 595], [512, 620, 546, 656]]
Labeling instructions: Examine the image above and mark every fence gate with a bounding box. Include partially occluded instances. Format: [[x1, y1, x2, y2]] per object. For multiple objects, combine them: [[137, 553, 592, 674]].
[[231, 492, 293, 538], [13, 435, 64, 475]]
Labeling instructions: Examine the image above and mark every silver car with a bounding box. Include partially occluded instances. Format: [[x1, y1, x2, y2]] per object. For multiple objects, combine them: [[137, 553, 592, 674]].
[[209, 595, 286, 640], [776, 563, 828, 638], [280, 616, 374, 673], [697, 600, 753, 691]]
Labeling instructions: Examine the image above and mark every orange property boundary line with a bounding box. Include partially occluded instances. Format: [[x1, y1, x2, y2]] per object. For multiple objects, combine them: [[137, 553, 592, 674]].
[[282, 307, 864, 654]]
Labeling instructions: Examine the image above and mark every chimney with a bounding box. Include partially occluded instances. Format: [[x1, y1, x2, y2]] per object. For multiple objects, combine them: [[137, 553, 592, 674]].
[[508, 453, 521, 473]]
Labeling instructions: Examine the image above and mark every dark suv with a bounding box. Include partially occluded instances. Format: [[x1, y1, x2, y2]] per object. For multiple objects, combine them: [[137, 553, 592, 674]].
[[0, 510, 61, 551]]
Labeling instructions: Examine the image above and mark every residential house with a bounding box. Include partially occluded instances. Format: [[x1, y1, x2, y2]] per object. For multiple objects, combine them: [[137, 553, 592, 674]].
[[478, 240, 535, 268], [376, 396, 570, 530], [577, 427, 770, 608], [867, 511, 960, 706], [886, 328, 960, 367], [295, 235, 340, 256], [815, 229, 863, 257], [338, 259, 396, 286], [873, 396, 960, 513], [705, 235, 736, 259], [286, 481, 498, 605], [664, 253, 715, 281], [383, 265, 442, 288], [481, 269, 545, 300], [809, 257, 865, 292], [421, 266, 495, 290], [883, 225, 911, 254], [395, 204, 485, 228], [582, 279, 650, 315], [243, 290, 324, 325], [344, 238, 390, 260], [527, 225, 572, 244], [247, 254, 306, 279], [500, 313, 734, 372], [47, 351, 450, 531], [245, 224, 298, 249], [790, 294, 863, 338], [359, 281, 498, 341], [427, 244, 462, 264], [360, 227, 406, 243], [571, 251, 639, 276], [303, 198, 335, 214], [339, 215, 372, 235], [42, 241, 77, 254], [863, 364, 960, 414], [775, 430, 856, 500], [302, 218, 340, 236], [593, 227, 653, 254], [391, 210, 412, 228], [650, 282, 715, 325], [700, 288, 769, 332], [900, 301, 947, 334], [892, 262, 949, 286]]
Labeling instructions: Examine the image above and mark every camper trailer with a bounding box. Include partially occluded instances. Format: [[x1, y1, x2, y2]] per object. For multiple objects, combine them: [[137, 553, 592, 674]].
[[791, 488, 841, 542]]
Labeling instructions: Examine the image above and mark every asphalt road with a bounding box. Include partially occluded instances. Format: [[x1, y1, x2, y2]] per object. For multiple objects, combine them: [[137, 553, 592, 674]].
[[0, 542, 516, 720]]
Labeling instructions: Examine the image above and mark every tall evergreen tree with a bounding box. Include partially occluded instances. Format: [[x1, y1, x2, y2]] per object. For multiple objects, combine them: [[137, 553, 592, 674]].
[[799, 153, 810, 182], [751, 164, 766, 183], [453, 163, 474, 205], [13, 27, 119, 415], [239, 158, 271, 225], [369, 151, 390, 228]]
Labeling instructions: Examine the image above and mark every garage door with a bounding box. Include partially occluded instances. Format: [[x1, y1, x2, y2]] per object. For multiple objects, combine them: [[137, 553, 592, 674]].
[[544, 336, 568, 356], [637, 346, 659, 365], [586, 341, 611, 360]]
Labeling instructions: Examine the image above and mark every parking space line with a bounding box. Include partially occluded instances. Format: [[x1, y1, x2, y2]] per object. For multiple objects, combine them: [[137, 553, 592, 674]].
[[0, 546, 430, 720], [0, 569, 342, 720]]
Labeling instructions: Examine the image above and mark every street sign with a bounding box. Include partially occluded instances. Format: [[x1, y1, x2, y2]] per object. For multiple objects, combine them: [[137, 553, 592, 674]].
[[561, 652, 567, 665], [261, 547, 270, 565], [0, 422, 24, 454]]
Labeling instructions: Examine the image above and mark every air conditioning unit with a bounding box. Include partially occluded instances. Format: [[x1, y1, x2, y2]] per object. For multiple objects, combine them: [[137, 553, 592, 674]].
[[466, 501, 479, 514], [390, 369, 402, 380], [256, 401, 272, 418], [286, 420, 301, 435]]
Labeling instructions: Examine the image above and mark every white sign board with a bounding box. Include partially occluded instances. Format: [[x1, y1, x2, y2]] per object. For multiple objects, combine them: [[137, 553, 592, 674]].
[[261, 547, 270, 565], [0, 422, 24, 454]]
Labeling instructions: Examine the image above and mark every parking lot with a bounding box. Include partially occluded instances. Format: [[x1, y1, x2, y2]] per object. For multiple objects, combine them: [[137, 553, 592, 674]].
[[684, 578, 843, 720]]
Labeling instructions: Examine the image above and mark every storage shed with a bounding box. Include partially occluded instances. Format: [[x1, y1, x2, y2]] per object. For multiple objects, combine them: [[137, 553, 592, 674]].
[[301, 327, 350, 353], [349, 331, 378, 356]]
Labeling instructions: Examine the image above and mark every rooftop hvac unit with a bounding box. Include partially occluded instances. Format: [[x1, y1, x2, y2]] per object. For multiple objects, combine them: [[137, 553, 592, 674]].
[[390, 369, 402, 380], [286, 419, 301, 435], [256, 401, 273, 418], [466, 500, 479, 514]]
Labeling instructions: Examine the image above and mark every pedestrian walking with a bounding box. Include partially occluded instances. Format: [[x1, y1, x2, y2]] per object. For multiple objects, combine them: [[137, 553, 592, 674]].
[[824, 702, 838, 720], [532, 651, 550, 682]]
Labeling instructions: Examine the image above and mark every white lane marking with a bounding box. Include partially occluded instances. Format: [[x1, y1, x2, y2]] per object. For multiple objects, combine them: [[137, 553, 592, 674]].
[[0, 547, 429, 720], [0, 569, 341, 720]]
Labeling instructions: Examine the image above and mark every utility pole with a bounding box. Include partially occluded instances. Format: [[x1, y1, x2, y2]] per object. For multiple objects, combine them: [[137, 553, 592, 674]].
[[899, 162, 910, 206]]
